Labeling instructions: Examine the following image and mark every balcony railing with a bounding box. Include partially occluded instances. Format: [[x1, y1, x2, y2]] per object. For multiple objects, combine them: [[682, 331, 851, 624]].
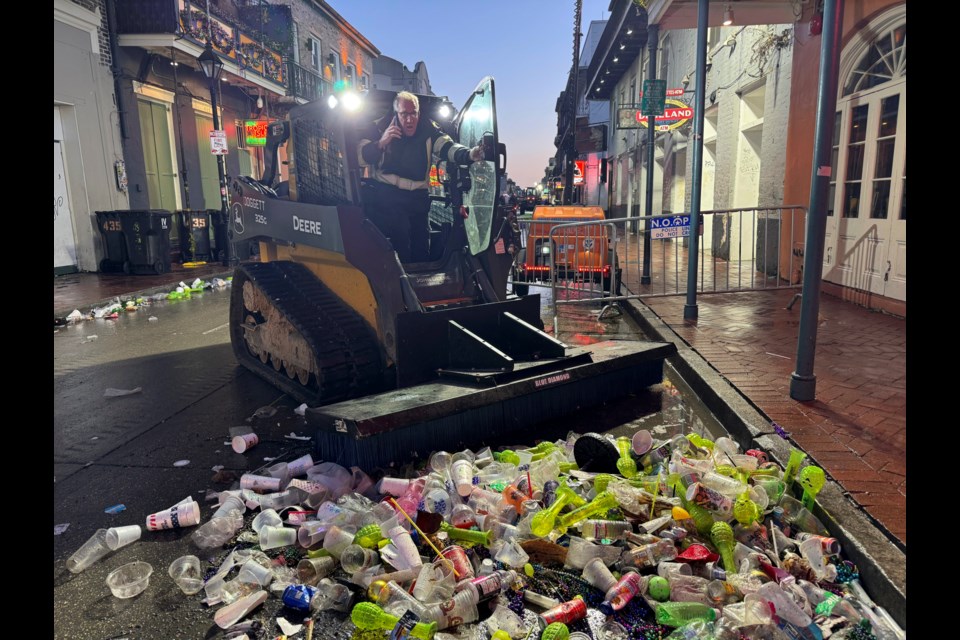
[[286, 60, 325, 103], [115, 0, 287, 87]]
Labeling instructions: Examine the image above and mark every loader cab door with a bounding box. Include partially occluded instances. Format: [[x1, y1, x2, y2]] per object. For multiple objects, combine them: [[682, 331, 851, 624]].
[[456, 77, 500, 256]]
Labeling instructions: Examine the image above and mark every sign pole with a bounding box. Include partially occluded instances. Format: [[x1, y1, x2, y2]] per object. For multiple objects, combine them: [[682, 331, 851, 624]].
[[683, 0, 709, 321], [641, 24, 659, 285]]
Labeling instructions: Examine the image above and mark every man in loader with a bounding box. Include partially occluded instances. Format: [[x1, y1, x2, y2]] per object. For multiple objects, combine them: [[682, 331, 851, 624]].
[[357, 91, 486, 263]]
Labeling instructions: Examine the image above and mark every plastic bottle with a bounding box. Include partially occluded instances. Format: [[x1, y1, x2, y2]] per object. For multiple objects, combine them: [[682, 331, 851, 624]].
[[654, 601, 719, 628], [458, 569, 517, 604], [599, 570, 645, 614], [580, 519, 632, 542], [620, 538, 677, 570], [369, 579, 434, 621], [756, 582, 823, 640]]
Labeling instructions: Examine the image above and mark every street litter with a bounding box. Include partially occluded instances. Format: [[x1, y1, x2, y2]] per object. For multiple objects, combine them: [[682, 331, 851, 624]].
[[284, 432, 312, 441], [253, 406, 278, 419], [54, 523, 70, 535], [66, 309, 84, 322], [104, 387, 142, 397], [173, 460, 191, 467], [104, 504, 126, 515], [61, 429, 903, 639], [81, 335, 98, 343], [294, 403, 308, 416], [148, 316, 159, 322]]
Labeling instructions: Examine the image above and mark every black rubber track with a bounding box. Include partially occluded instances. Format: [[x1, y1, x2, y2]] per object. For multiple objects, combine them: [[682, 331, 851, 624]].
[[230, 261, 384, 406]]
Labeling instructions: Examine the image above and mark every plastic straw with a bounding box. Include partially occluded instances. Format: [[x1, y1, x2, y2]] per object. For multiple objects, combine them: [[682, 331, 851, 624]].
[[527, 472, 533, 499], [388, 498, 459, 578]]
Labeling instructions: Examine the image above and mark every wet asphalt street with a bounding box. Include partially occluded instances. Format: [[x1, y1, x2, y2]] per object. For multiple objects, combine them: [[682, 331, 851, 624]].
[[53, 284, 723, 639]]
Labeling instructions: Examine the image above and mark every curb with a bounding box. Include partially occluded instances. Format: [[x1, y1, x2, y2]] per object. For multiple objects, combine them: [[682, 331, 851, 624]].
[[620, 296, 907, 629], [54, 270, 235, 320]]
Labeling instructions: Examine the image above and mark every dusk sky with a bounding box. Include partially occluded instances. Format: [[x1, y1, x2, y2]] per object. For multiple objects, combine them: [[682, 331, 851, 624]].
[[342, 0, 613, 189]]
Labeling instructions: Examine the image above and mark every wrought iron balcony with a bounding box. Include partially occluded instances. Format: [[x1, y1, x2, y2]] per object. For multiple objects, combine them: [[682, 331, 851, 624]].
[[286, 60, 325, 103], [116, 0, 287, 88]]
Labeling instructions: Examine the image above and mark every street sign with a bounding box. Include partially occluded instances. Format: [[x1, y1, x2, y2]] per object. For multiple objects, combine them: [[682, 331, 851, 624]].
[[210, 130, 228, 155], [640, 79, 666, 116], [649, 214, 703, 239]]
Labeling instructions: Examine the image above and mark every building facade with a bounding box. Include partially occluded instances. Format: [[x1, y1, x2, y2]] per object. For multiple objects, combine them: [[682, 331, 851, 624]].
[[55, 0, 131, 274], [577, 0, 905, 316]]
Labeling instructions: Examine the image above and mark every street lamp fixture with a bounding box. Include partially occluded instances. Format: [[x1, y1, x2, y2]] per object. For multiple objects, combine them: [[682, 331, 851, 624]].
[[197, 43, 234, 267]]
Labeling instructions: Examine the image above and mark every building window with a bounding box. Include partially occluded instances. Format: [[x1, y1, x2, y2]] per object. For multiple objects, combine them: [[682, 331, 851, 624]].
[[345, 64, 357, 88], [307, 35, 321, 73]]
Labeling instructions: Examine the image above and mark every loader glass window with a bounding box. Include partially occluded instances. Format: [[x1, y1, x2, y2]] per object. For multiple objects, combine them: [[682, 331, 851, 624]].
[[458, 78, 498, 255]]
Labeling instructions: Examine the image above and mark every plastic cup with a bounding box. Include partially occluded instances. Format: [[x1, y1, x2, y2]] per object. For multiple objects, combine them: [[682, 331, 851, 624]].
[[105, 561, 153, 599], [238, 558, 274, 586], [488, 602, 528, 638], [298, 520, 329, 548], [251, 508, 283, 534], [436, 589, 480, 630], [213, 494, 246, 519], [581, 557, 617, 592], [231, 432, 259, 453], [297, 556, 336, 586], [340, 544, 380, 573], [264, 462, 291, 487], [105, 525, 142, 551], [563, 536, 603, 570], [168, 555, 204, 595], [258, 525, 297, 550], [323, 525, 358, 559], [377, 477, 412, 497], [66, 528, 112, 574], [146, 500, 201, 531], [287, 454, 315, 477]]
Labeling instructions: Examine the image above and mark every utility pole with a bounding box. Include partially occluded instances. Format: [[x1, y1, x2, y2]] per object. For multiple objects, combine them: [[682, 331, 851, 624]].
[[564, 0, 582, 205]]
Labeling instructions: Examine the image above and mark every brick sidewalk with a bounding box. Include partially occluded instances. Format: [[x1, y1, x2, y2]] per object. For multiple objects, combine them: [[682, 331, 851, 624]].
[[640, 289, 906, 546]]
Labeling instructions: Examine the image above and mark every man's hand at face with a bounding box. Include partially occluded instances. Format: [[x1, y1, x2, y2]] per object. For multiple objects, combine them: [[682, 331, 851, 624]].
[[379, 116, 402, 151]]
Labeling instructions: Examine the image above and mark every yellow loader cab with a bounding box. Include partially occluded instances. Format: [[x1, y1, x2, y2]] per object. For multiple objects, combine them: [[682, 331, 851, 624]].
[[516, 206, 621, 295]]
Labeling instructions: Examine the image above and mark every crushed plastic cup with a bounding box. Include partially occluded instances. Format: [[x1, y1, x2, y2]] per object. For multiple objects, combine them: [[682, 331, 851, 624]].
[[323, 524, 358, 558], [146, 500, 201, 531], [298, 520, 329, 548], [214, 590, 268, 629], [487, 601, 528, 638], [191, 513, 244, 550], [213, 494, 246, 519], [258, 525, 297, 550], [168, 555, 204, 595], [66, 528, 112, 574], [231, 432, 259, 454], [105, 524, 142, 551], [105, 561, 153, 599]]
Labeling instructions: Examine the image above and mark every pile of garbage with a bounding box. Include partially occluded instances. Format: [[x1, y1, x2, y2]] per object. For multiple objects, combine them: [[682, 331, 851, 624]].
[[61, 277, 230, 323], [64, 429, 905, 640]]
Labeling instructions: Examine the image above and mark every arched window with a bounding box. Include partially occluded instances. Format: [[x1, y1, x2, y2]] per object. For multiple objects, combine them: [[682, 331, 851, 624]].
[[842, 24, 905, 97]]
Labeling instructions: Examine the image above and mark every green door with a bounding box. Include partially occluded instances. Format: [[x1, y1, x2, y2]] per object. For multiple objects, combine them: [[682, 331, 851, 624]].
[[137, 99, 179, 210], [195, 114, 222, 210]]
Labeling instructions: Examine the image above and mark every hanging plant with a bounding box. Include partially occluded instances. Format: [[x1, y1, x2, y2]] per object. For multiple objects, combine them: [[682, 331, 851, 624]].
[[750, 27, 793, 74], [237, 42, 264, 70], [210, 22, 234, 55], [263, 54, 282, 82]]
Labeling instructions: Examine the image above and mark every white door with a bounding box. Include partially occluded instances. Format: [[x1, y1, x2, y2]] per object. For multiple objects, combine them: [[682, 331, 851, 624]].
[[54, 140, 78, 270], [823, 14, 906, 301]]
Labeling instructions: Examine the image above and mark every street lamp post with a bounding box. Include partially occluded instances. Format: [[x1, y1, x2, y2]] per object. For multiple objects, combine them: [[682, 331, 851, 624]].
[[198, 43, 233, 267]]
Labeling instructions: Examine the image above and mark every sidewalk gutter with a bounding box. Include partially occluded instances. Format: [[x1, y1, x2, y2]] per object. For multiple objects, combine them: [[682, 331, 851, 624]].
[[54, 270, 235, 319], [621, 297, 906, 629]]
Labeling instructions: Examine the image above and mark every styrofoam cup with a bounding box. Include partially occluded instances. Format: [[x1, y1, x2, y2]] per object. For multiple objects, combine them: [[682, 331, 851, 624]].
[[240, 474, 281, 493], [287, 454, 315, 477], [146, 500, 201, 531], [232, 433, 259, 454], [105, 525, 142, 551]]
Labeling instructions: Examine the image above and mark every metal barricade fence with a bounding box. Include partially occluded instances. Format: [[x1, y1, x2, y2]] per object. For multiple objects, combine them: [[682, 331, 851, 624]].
[[511, 206, 806, 333]]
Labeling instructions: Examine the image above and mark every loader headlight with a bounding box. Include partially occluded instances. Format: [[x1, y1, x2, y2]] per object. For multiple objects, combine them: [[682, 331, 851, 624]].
[[437, 104, 452, 119], [341, 91, 361, 111], [327, 95, 338, 109]]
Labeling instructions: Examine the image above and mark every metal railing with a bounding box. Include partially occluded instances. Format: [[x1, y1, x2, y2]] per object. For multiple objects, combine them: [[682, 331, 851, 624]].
[[511, 205, 806, 332], [286, 60, 323, 102]]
